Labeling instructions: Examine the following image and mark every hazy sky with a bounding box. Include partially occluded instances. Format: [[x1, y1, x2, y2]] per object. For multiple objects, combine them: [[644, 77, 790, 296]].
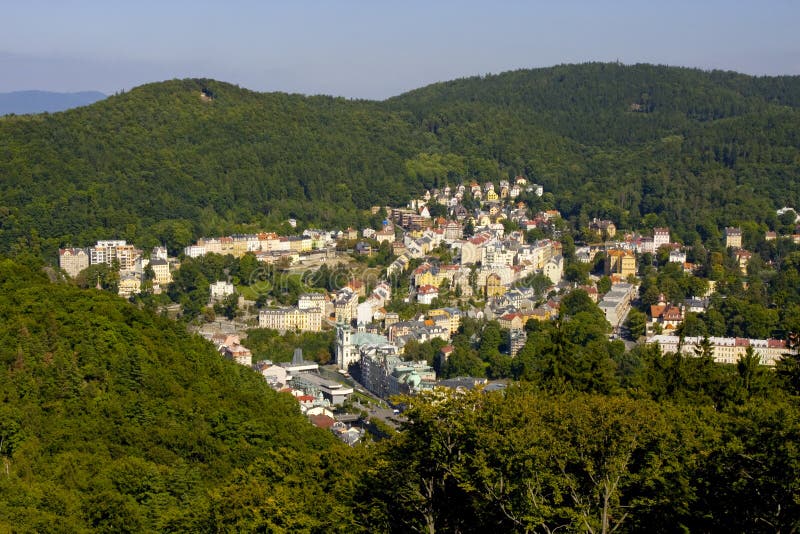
[[2, 0, 798, 99]]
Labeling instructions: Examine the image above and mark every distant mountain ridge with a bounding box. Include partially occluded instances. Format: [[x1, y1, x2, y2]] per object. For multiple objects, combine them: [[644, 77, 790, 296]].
[[0, 90, 106, 115], [0, 63, 799, 256]]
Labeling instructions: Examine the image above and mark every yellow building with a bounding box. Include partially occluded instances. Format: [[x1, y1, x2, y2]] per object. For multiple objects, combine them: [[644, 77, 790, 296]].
[[605, 249, 637, 278], [725, 227, 743, 249], [150, 258, 172, 285], [118, 273, 142, 297], [427, 308, 462, 334], [232, 240, 250, 257], [258, 307, 322, 332], [485, 273, 506, 297]]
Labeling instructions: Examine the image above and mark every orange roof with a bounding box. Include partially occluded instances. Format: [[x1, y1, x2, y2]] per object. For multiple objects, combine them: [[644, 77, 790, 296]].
[[308, 414, 335, 429], [650, 304, 666, 319]]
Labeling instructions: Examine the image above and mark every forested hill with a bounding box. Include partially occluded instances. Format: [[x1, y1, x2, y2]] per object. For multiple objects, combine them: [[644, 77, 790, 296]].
[[387, 63, 800, 143], [1, 63, 799, 256], [0, 258, 357, 531]]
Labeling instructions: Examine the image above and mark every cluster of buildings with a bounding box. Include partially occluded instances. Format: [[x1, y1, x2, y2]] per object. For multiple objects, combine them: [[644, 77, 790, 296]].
[[405, 176, 543, 213], [183, 229, 347, 267], [59, 241, 174, 296], [336, 324, 437, 398], [577, 227, 699, 276]]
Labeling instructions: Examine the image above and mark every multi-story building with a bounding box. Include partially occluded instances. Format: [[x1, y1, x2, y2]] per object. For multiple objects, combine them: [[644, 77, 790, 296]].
[[360, 345, 436, 399], [118, 272, 142, 297], [543, 255, 564, 285], [460, 232, 496, 265], [653, 227, 671, 249], [184, 244, 206, 258], [221, 343, 253, 367], [336, 323, 391, 370], [427, 307, 463, 335], [589, 218, 617, 239], [59, 248, 89, 278], [598, 283, 637, 330], [149, 258, 172, 285], [647, 335, 792, 366], [258, 306, 323, 333], [209, 281, 235, 301], [334, 288, 359, 324], [442, 220, 464, 241], [669, 249, 687, 264], [375, 226, 396, 244], [298, 292, 326, 311], [515, 240, 556, 269], [89, 240, 140, 271], [387, 320, 426, 343], [605, 249, 637, 279], [417, 284, 439, 305], [485, 272, 506, 297], [509, 329, 527, 358], [151, 246, 168, 261], [725, 227, 743, 249], [481, 244, 516, 268]]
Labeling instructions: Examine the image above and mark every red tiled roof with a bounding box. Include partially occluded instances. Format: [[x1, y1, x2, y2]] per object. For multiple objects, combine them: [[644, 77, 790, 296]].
[[308, 414, 335, 429]]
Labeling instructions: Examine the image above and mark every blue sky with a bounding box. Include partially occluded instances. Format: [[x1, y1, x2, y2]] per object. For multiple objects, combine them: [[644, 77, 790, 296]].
[[2, 0, 798, 99]]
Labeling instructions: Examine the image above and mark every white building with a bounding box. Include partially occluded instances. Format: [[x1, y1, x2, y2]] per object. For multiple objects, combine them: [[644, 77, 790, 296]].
[[59, 248, 89, 278], [299, 292, 326, 311], [543, 255, 564, 285], [653, 227, 670, 249], [481, 244, 516, 268], [417, 284, 439, 305], [210, 280, 236, 301], [184, 245, 207, 258], [90, 240, 140, 271], [598, 283, 637, 330], [668, 250, 687, 264], [335, 324, 391, 370]]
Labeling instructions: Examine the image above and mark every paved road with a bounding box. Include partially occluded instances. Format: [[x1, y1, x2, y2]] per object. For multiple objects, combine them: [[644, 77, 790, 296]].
[[354, 401, 403, 429]]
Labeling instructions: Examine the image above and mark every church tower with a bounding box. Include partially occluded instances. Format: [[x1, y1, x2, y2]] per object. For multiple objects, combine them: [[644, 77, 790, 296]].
[[336, 323, 355, 370]]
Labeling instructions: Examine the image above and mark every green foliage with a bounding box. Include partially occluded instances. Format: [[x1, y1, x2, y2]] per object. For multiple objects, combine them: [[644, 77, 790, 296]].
[[624, 308, 647, 339], [358, 385, 800, 533], [0, 259, 356, 531], [242, 328, 335, 364]]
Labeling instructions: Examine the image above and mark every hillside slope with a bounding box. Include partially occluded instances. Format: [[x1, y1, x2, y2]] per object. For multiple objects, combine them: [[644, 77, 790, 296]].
[[0, 259, 357, 532], [0, 64, 798, 256]]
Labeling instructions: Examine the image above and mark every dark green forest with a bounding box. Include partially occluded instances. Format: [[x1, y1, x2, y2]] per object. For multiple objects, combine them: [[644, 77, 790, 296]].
[[0, 258, 359, 532], [1, 63, 799, 257]]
